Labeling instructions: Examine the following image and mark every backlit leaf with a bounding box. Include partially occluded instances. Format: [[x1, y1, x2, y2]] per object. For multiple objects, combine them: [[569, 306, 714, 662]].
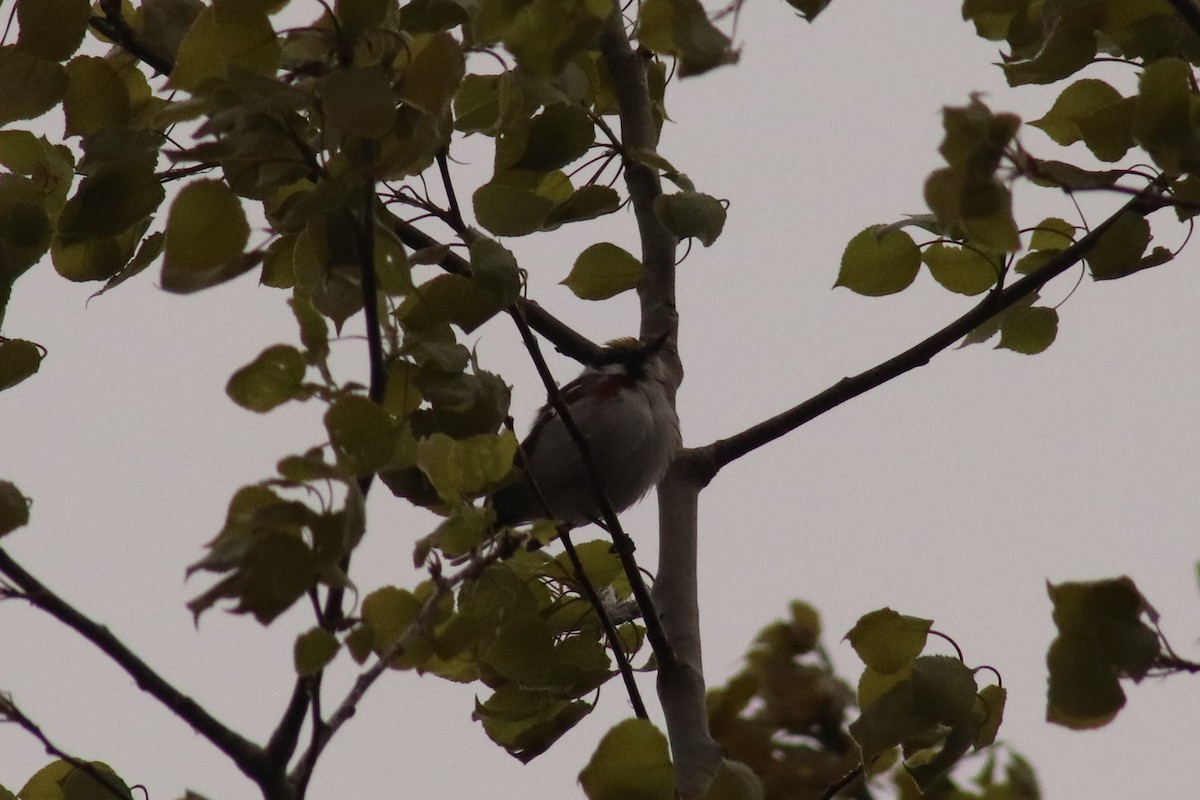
[[58, 160, 164, 241], [653, 190, 725, 246], [64, 56, 130, 137], [162, 180, 251, 293], [563, 242, 642, 300], [1086, 211, 1150, 280], [997, 305, 1057, 354], [637, 0, 737, 77], [417, 430, 519, 502], [845, 608, 931, 674], [227, 344, 306, 412], [0, 47, 68, 126], [835, 227, 920, 296], [294, 627, 340, 675], [0, 480, 30, 536], [921, 243, 998, 295], [580, 719, 675, 800], [15, 0, 91, 62], [171, 5, 281, 93], [0, 338, 43, 392]]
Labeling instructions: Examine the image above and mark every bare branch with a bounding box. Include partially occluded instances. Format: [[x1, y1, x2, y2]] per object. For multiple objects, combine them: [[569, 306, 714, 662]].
[[704, 187, 1169, 475], [0, 547, 283, 795]]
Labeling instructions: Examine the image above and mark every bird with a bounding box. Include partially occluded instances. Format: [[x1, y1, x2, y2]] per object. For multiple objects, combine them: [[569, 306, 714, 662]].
[[491, 334, 681, 527]]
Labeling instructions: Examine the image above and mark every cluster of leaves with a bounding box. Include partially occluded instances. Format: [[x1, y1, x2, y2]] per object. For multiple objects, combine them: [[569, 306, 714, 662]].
[[1044, 576, 1170, 730], [701, 603, 1032, 800], [3, 758, 134, 800], [837, 0, 1200, 354], [328, 542, 646, 761], [0, 0, 737, 782], [844, 608, 1006, 794]]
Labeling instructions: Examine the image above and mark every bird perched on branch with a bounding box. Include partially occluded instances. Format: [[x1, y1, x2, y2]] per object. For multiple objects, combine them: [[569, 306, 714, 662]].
[[492, 334, 680, 527]]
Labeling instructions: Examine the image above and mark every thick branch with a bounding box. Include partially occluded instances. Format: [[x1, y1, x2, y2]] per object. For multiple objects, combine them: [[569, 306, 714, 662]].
[[705, 189, 1167, 474], [0, 547, 280, 793]]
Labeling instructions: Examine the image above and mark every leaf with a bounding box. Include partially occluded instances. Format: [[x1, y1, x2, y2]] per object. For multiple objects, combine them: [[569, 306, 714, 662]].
[[320, 65, 397, 137], [500, 0, 612, 78], [700, 759, 764, 800], [0, 46, 68, 126], [417, 431, 518, 502], [637, 0, 738, 77], [505, 104, 595, 172], [57, 160, 165, 241], [563, 242, 643, 300], [1002, 25, 1096, 86], [784, 0, 831, 22], [325, 395, 399, 475], [921, 243, 998, 295], [580, 719, 676, 800], [226, 344, 307, 412], [170, 4, 281, 93], [484, 613, 555, 683], [63, 56, 131, 137], [1029, 217, 1075, 251], [1030, 79, 1123, 145], [653, 190, 725, 246], [845, 608, 932, 674], [294, 627, 340, 675], [162, 180, 252, 293], [997, 305, 1057, 354], [910, 655, 978, 727], [398, 273, 504, 333], [0, 480, 30, 536], [469, 236, 522, 306], [1086, 211, 1151, 280], [974, 684, 1006, 749], [835, 227, 921, 296], [1046, 577, 1161, 730], [400, 32, 466, 117], [0, 338, 44, 392], [15, 0, 91, 62], [545, 184, 621, 227]]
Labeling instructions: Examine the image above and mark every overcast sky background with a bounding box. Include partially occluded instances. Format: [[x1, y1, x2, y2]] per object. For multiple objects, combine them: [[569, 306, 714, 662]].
[[4, 1, 1200, 798]]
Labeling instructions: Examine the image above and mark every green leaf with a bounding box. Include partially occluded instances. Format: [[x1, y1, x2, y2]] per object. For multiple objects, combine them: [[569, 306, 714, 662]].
[[653, 191, 726, 246], [58, 160, 165, 241], [700, 759, 764, 800], [784, 0, 831, 22], [63, 56, 131, 137], [1030, 79, 1122, 145], [469, 236, 522, 306], [294, 627, 340, 675], [162, 179, 252, 293], [505, 104, 595, 172], [325, 395, 398, 475], [910, 655, 978, 727], [484, 613, 555, 683], [845, 608, 932, 674], [637, 0, 737, 77], [400, 32, 465, 117], [472, 170, 573, 236], [1046, 578, 1160, 730], [974, 684, 1006, 749], [417, 430, 518, 502], [320, 66, 397, 138], [170, 4, 281, 93], [997, 305, 1057, 354], [1133, 58, 1199, 172], [475, 685, 591, 761], [0, 480, 30, 536], [0, 46, 68, 125], [563, 242, 643, 300], [15, 0, 91, 62], [921, 243, 998, 295], [1002, 25, 1096, 86], [226, 344, 307, 412], [1086, 211, 1150, 280], [545, 184, 621, 228], [500, 0, 612, 78], [835, 227, 921, 296], [398, 273, 504, 333], [0, 338, 44, 392], [1029, 217, 1075, 251], [580, 719, 675, 800]]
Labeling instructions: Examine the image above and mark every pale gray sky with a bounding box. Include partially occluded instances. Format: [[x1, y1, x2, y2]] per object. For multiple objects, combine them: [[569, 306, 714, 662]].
[[3, 2, 1199, 798]]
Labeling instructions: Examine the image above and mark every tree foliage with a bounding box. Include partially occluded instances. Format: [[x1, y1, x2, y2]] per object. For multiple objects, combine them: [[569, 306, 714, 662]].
[[1, 0, 1199, 798]]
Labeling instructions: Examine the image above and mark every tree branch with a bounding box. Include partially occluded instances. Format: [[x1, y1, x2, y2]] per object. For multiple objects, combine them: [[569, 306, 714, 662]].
[[0, 547, 282, 794], [0, 693, 134, 800], [704, 188, 1168, 475], [90, 1, 173, 76]]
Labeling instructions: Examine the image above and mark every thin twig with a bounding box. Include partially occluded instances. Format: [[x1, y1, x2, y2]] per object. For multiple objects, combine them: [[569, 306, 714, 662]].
[[0, 694, 133, 800], [506, 307, 678, 672], [559, 529, 649, 718]]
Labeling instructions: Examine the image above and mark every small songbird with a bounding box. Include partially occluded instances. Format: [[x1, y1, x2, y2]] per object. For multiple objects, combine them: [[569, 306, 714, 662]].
[[492, 334, 681, 527]]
